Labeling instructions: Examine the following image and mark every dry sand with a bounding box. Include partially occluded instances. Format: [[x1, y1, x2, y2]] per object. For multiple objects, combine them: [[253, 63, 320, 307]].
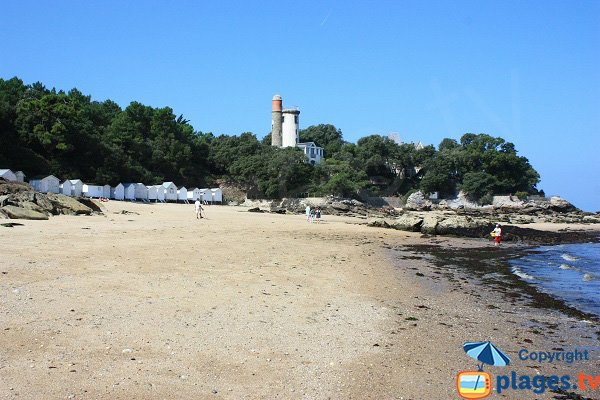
[[1, 202, 598, 399]]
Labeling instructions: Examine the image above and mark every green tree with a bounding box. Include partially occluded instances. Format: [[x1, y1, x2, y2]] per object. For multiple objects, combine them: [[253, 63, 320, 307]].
[[299, 124, 345, 158]]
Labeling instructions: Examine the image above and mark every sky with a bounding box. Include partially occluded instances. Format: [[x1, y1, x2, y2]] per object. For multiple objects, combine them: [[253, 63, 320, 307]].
[[1, 1, 599, 211]]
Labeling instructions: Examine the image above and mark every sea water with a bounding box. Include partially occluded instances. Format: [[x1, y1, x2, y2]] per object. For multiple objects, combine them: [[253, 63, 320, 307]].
[[509, 242, 600, 318]]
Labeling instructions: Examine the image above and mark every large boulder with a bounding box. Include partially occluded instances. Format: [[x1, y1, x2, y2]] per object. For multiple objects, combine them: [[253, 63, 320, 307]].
[[391, 215, 424, 232], [1, 205, 49, 220], [436, 216, 492, 237], [421, 214, 443, 234], [46, 193, 93, 215], [404, 191, 432, 211], [549, 196, 577, 213]]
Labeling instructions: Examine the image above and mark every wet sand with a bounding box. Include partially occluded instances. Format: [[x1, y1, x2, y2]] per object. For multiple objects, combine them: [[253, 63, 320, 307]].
[[1, 202, 598, 399]]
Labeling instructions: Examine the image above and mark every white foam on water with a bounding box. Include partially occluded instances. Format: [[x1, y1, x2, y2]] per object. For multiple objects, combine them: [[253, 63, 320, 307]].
[[511, 266, 535, 281], [561, 253, 580, 262], [583, 273, 594, 282], [559, 264, 572, 270]]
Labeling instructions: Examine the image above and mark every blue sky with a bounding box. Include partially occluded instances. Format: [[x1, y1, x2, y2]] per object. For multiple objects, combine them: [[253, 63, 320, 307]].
[[1, 1, 599, 211]]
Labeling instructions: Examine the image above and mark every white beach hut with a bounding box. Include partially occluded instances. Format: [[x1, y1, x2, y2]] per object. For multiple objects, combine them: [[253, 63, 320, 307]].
[[178, 186, 189, 203], [187, 187, 202, 202], [29, 175, 60, 193], [15, 171, 25, 182], [0, 169, 17, 181], [83, 184, 105, 198], [148, 185, 166, 202], [122, 183, 136, 201], [198, 188, 208, 203], [102, 184, 111, 198], [61, 179, 83, 197], [134, 183, 148, 201], [162, 182, 178, 202], [111, 183, 125, 200], [210, 188, 223, 204]]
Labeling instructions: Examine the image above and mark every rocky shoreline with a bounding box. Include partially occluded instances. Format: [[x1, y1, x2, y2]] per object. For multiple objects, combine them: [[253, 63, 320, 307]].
[[243, 192, 600, 245]]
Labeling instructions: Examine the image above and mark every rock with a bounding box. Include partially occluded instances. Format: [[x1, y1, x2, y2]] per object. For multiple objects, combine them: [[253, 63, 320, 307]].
[[1, 205, 49, 220], [247, 207, 264, 213], [583, 216, 600, 224], [435, 216, 492, 237], [367, 219, 392, 228], [391, 215, 424, 232], [77, 197, 103, 213], [549, 196, 577, 213], [0, 195, 10, 207], [33, 192, 54, 213], [46, 193, 93, 215], [421, 214, 442, 234], [405, 191, 431, 211], [20, 201, 46, 214]]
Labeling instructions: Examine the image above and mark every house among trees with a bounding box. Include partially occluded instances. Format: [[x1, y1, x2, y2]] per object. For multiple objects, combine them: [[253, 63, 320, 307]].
[[0, 169, 17, 182], [296, 142, 324, 165], [61, 179, 83, 197], [29, 175, 60, 194]]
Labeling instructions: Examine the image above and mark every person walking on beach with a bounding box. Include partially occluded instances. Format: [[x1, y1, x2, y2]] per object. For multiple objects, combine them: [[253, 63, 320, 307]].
[[194, 198, 204, 219], [305, 205, 311, 222], [492, 224, 502, 246], [315, 208, 321, 223]]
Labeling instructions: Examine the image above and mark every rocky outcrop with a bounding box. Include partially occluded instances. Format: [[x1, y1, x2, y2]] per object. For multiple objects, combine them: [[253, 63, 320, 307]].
[[0, 205, 48, 220], [0, 179, 101, 220], [46, 193, 93, 215], [404, 191, 432, 211], [391, 215, 423, 232]]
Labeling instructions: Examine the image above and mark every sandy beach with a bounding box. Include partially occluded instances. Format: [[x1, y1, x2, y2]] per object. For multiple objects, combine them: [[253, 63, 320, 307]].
[[1, 202, 598, 399]]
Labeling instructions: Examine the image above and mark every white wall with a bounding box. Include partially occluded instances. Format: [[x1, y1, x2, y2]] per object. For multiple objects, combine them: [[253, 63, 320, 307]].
[[281, 111, 299, 148]]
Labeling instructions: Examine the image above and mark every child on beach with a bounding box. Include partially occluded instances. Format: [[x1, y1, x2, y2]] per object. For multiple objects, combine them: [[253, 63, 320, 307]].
[[315, 208, 321, 223], [194, 198, 204, 219]]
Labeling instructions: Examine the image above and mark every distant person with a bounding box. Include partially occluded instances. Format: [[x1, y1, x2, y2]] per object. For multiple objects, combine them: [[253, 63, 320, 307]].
[[305, 205, 311, 222], [309, 208, 315, 223], [194, 198, 204, 219], [315, 208, 321, 223], [492, 224, 502, 246]]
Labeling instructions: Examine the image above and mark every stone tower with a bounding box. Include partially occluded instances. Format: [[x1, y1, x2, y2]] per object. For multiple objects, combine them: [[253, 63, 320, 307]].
[[271, 95, 283, 147]]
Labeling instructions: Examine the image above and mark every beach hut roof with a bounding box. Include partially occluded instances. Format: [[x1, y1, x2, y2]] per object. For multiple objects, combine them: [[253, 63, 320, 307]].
[[162, 181, 176, 188], [0, 169, 14, 175], [68, 179, 83, 184]]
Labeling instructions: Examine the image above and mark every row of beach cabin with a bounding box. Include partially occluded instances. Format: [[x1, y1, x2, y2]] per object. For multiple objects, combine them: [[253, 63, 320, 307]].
[[0, 169, 222, 203]]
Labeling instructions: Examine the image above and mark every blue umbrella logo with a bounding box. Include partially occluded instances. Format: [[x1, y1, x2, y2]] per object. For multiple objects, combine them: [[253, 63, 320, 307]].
[[464, 341, 511, 371]]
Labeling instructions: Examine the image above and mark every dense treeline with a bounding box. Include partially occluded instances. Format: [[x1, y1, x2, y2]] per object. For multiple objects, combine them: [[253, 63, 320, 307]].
[[0, 77, 541, 201]]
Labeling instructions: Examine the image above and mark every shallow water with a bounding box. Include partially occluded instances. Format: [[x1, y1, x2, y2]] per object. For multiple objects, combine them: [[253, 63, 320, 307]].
[[509, 242, 600, 318]]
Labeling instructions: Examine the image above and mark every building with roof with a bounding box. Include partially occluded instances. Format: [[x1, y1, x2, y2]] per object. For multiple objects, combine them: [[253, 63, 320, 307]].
[[270, 95, 324, 165]]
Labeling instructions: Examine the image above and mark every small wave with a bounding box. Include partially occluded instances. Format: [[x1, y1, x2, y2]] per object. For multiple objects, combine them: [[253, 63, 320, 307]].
[[561, 254, 580, 262], [583, 273, 595, 282], [559, 264, 572, 270], [512, 266, 536, 281]]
